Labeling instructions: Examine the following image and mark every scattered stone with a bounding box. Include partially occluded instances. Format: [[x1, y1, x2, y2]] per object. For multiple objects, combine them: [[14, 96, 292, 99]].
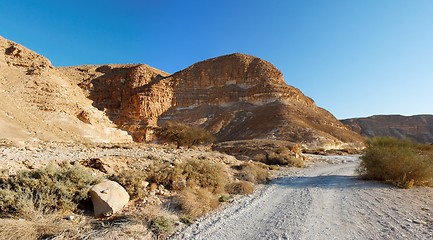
[[89, 180, 130, 218], [413, 219, 427, 225]]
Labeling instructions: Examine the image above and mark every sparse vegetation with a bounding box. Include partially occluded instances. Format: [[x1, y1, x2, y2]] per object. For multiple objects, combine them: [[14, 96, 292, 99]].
[[150, 216, 173, 236], [225, 181, 254, 195], [255, 147, 304, 167], [109, 169, 148, 199], [0, 162, 100, 216], [156, 121, 216, 148], [175, 188, 219, 219], [173, 159, 227, 193], [236, 162, 270, 184], [357, 137, 433, 188], [147, 159, 227, 193]]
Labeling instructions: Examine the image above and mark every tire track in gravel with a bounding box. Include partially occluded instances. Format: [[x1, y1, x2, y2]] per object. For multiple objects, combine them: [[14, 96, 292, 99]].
[[170, 156, 433, 240]]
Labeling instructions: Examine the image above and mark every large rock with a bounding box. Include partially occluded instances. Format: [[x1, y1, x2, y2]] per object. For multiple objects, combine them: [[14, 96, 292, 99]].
[[89, 180, 130, 218], [341, 114, 433, 144]]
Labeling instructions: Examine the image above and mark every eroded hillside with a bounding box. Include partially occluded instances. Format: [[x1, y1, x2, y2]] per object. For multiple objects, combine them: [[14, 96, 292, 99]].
[[60, 54, 363, 148], [0, 36, 131, 144]]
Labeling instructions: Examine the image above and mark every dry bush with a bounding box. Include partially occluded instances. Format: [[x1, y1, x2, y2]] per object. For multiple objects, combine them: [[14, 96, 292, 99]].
[[109, 169, 148, 199], [0, 214, 75, 240], [236, 163, 269, 184], [176, 188, 219, 218], [173, 159, 227, 193], [156, 121, 216, 148], [255, 147, 304, 167], [147, 159, 227, 193], [0, 162, 100, 216], [146, 162, 175, 189], [225, 181, 254, 195], [266, 148, 304, 167], [358, 137, 433, 188], [149, 216, 173, 236]]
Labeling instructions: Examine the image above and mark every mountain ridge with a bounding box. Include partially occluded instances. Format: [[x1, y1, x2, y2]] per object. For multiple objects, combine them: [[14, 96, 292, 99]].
[[1, 36, 363, 148], [341, 114, 433, 144]]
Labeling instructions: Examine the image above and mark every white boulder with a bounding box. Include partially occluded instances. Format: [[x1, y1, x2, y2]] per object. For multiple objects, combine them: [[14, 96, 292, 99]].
[[89, 180, 130, 218]]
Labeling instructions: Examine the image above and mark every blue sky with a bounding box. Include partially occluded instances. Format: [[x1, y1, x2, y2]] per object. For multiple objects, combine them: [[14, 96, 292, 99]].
[[1, 0, 432, 119]]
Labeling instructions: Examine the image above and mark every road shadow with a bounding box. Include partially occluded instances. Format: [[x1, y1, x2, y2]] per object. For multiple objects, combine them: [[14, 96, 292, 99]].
[[271, 175, 391, 190]]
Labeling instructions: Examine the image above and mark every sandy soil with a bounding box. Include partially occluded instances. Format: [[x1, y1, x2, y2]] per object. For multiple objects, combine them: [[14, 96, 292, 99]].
[[170, 155, 433, 240]]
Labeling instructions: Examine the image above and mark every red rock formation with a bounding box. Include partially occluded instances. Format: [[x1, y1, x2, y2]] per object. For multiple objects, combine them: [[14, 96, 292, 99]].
[[62, 53, 363, 148]]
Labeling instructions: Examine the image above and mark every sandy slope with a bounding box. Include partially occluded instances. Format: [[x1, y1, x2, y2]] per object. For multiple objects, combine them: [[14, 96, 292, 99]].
[[171, 156, 433, 240]]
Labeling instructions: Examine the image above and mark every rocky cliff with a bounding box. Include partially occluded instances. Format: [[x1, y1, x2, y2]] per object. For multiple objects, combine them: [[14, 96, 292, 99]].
[[61, 53, 363, 148], [0, 36, 132, 143], [341, 115, 433, 144]]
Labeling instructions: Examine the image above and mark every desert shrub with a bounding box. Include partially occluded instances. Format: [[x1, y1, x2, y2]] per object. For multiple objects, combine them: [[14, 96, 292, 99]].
[[175, 188, 219, 218], [225, 181, 254, 195], [236, 163, 269, 184], [173, 159, 227, 193], [259, 147, 304, 167], [147, 159, 227, 193], [109, 169, 148, 199], [0, 216, 74, 240], [149, 216, 173, 236], [357, 137, 433, 188], [0, 162, 100, 216], [156, 121, 216, 148], [146, 162, 175, 189]]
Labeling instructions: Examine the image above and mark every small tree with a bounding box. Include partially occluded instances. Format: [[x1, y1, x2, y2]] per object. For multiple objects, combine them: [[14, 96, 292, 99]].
[[155, 121, 216, 148]]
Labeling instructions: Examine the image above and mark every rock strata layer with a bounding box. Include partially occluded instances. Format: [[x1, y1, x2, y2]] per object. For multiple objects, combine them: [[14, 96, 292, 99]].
[[61, 53, 363, 148], [341, 115, 433, 144]]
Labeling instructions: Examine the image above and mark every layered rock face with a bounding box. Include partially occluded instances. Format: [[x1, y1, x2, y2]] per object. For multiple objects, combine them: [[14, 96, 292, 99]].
[[62, 53, 363, 148], [60, 64, 171, 141], [0, 35, 363, 147], [0, 36, 131, 143], [341, 115, 433, 144]]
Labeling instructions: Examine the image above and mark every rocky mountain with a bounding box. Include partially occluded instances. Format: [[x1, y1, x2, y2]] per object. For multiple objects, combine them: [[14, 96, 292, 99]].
[[61, 53, 363, 148], [341, 115, 433, 144], [0, 36, 362, 148], [0, 36, 131, 144]]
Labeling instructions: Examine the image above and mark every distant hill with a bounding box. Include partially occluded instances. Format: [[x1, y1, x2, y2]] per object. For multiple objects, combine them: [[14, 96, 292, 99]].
[[341, 115, 433, 144]]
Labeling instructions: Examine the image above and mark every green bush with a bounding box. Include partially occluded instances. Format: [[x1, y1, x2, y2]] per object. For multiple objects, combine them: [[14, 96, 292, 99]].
[[0, 162, 100, 216], [357, 137, 433, 188], [155, 121, 216, 148], [149, 216, 173, 235]]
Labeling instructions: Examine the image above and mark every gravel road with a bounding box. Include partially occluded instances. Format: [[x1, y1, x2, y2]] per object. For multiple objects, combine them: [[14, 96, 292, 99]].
[[171, 156, 433, 240]]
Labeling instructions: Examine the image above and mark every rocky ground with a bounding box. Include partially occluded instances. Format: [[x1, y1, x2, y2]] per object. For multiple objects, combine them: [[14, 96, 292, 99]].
[[0, 142, 239, 174], [170, 155, 433, 240], [0, 142, 245, 239]]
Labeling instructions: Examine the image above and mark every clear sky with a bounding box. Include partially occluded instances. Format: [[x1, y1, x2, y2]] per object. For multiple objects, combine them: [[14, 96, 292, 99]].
[[1, 0, 432, 119]]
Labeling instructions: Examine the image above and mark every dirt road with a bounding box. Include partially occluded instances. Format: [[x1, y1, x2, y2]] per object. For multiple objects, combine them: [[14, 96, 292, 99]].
[[171, 156, 433, 240]]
